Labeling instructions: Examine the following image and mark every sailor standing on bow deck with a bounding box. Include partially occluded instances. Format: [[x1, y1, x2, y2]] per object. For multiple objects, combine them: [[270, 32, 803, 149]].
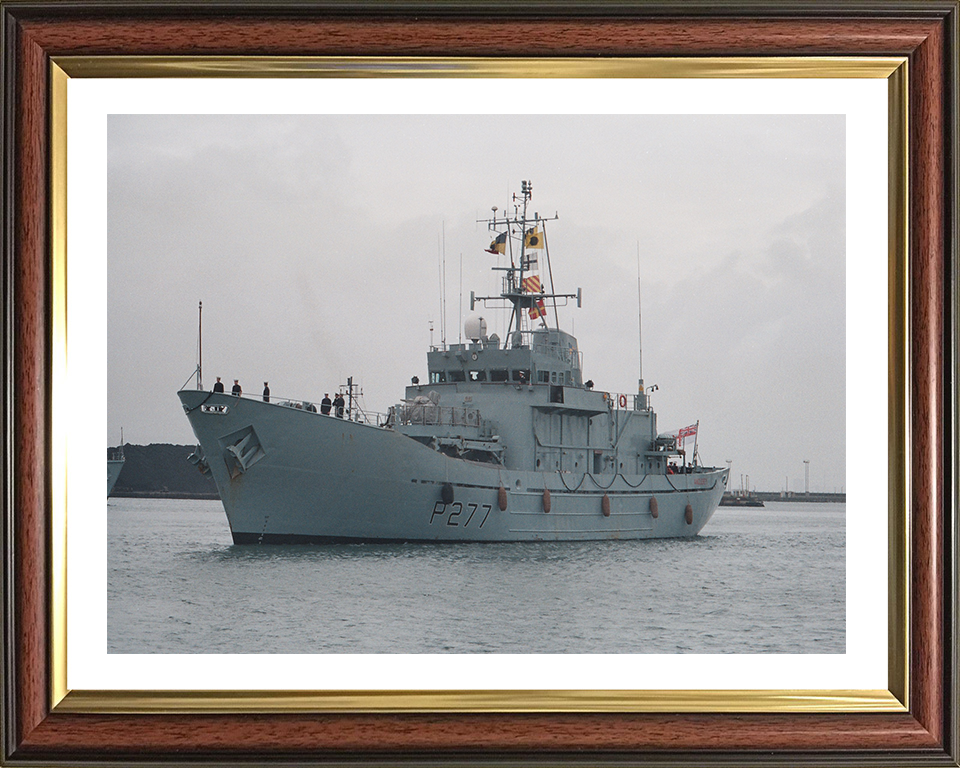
[[231, 379, 242, 396]]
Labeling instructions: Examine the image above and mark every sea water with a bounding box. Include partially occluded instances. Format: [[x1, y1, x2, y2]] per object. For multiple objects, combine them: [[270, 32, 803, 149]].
[[107, 498, 844, 654]]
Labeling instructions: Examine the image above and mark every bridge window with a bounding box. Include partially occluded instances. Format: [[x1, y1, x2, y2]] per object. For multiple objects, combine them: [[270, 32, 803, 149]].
[[537, 370, 550, 383], [468, 370, 487, 382], [429, 371, 446, 384], [448, 370, 465, 382], [512, 369, 530, 383], [490, 369, 509, 382]]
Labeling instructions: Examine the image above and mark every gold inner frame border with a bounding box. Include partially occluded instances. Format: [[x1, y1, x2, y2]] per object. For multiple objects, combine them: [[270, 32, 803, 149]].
[[49, 55, 909, 715]]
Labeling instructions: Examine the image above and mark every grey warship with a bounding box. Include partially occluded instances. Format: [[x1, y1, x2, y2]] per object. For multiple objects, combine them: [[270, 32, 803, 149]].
[[179, 181, 728, 543]]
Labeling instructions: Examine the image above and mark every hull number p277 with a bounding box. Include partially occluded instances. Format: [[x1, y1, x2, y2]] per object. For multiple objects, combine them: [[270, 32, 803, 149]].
[[430, 502, 492, 528]]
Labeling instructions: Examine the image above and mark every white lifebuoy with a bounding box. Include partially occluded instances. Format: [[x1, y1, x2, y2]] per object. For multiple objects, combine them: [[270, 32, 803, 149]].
[[618, 394, 627, 408]]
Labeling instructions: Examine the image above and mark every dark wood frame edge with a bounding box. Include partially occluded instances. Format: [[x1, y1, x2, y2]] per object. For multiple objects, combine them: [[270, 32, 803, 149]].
[[1, 3, 957, 765], [0, 0, 956, 20]]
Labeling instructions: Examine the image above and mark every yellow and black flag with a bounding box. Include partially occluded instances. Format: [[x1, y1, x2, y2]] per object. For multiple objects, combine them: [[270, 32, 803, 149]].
[[524, 226, 545, 249], [485, 231, 508, 255]]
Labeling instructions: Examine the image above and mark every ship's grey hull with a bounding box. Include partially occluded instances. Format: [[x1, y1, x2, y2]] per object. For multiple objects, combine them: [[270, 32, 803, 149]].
[[180, 390, 726, 543]]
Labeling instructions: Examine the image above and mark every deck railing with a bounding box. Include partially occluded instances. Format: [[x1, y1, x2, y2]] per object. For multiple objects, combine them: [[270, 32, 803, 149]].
[[604, 391, 651, 411], [217, 390, 389, 426]]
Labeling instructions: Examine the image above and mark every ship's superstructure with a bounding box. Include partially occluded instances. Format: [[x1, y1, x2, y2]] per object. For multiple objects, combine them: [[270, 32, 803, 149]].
[[179, 182, 727, 543]]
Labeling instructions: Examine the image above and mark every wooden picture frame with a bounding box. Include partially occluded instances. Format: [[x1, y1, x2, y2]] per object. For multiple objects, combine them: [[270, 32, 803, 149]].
[[2, 2, 957, 764]]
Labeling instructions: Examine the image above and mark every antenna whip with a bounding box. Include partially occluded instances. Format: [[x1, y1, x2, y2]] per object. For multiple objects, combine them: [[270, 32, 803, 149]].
[[196, 301, 203, 390]]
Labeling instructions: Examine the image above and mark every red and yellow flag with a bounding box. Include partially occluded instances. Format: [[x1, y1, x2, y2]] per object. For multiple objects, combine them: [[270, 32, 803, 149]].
[[521, 275, 542, 294]]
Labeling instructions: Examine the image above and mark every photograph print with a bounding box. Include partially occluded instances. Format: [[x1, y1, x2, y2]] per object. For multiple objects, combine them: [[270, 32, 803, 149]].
[[107, 110, 845, 655]]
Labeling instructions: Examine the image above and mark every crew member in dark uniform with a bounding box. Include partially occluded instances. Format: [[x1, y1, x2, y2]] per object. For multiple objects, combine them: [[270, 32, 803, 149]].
[[333, 393, 345, 418], [262, 382, 270, 402], [213, 377, 224, 393], [231, 379, 242, 396], [320, 393, 332, 415]]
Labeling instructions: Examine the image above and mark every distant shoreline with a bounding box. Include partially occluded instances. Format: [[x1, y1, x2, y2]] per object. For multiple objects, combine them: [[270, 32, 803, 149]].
[[754, 492, 844, 503], [724, 491, 845, 504]]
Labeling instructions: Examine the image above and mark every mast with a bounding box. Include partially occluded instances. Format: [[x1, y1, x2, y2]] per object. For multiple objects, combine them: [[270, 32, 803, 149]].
[[472, 181, 577, 346], [442, 222, 447, 347], [458, 250, 463, 345], [636, 246, 648, 410], [693, 419, 700, 467], [196, 301, 203, 390], [637, 244, 643, 383], [512, 180, 532, 337], [541, 218, 560, 329], [437, 231, 447, 348]]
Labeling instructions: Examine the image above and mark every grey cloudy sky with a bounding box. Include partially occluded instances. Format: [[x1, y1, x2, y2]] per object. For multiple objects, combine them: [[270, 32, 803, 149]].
[[108, 113, 845, 493]]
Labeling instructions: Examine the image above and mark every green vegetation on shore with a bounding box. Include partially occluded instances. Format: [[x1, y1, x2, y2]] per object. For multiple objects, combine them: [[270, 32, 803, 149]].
[[107, 443, 219, 500]]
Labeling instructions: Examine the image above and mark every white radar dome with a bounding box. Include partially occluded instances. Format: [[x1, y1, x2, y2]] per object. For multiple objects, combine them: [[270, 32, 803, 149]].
[[464, 315, 488, 342]]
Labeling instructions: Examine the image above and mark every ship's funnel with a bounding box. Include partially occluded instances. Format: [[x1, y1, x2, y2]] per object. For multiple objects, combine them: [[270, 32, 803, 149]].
[[464, 315, 488, 342]]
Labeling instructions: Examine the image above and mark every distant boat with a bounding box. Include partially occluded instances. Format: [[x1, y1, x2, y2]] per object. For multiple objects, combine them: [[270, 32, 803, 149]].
[[107, 443, 125, 496], [719, 491, 764, 507]]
